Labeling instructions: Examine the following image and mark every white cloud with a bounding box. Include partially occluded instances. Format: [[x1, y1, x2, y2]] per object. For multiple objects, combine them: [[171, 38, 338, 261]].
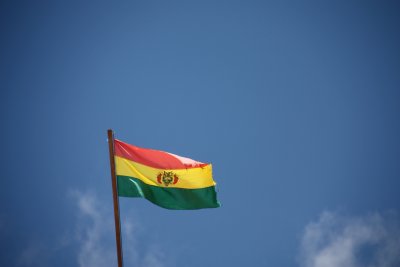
[[70, 190, 167, 267], [299, 211, 400, 267], [71, 190, 116, 267]]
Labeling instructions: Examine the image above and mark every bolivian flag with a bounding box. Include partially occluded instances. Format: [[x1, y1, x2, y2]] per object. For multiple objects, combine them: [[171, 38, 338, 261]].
[[114, 139, 220, 210]]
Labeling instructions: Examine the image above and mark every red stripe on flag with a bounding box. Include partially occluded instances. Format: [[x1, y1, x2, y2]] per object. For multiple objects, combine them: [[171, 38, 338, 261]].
[[114, 139, 208, 170]]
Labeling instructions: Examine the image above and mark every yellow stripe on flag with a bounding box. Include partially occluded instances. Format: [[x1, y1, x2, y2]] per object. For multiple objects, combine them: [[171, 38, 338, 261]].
[[115, 156, 215, 189]]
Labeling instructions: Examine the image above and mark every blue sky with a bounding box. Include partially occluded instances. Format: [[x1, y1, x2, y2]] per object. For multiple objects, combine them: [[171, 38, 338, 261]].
[[1, 1, 400, 266]]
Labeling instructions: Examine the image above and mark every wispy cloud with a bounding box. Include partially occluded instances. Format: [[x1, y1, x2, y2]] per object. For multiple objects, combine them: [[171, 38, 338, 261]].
[[71, 190, 116, 267], [299, 211, 400, 267], [70, 190, 167, 267]]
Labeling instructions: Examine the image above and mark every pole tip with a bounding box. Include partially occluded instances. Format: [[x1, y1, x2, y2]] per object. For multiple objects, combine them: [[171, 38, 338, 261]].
[[107, 129, 114, 139]]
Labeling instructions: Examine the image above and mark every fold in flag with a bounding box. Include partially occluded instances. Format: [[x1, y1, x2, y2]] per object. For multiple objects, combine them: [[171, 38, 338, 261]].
[[114, 139, 220, 210]]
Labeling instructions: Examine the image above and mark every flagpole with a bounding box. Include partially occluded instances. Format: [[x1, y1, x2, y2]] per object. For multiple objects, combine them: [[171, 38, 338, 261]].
[[107, 129, 124, 267]]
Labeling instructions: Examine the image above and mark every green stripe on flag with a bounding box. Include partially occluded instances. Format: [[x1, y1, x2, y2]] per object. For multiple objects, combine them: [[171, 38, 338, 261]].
[[117, 175, 220, 210]]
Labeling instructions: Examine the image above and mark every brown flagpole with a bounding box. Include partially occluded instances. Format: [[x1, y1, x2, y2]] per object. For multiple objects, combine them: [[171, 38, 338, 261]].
[[107, 129, 124, 267]]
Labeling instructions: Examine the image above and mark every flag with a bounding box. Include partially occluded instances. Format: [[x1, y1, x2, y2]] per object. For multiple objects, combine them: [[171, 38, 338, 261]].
[[114, 139, 220, 210]]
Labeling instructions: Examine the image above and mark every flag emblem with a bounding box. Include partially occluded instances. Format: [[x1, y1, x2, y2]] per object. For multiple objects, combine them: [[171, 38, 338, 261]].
[[157, 171, 179, 186]]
